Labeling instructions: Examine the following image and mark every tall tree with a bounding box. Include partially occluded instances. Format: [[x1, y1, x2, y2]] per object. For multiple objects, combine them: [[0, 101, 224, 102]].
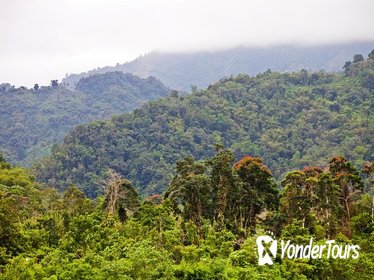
[[165, 157, 210, 227], [280, 171, 310, 227], [314, 172, 342, 237], [328, 157, 364, 233], [102, 170, 140, 222], [362, 162, 374, 230], [207, 146, 237, 228], [233, 156, 278, 232]]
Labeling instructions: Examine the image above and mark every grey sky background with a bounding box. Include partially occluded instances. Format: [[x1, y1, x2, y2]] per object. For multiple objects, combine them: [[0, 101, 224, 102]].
[[1, 0, 374, 87]]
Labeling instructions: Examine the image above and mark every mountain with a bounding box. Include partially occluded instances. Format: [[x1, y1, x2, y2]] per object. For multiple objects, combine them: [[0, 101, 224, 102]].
[[62, 42, 374, 91], [35, 51, 374, 197], [0, 72, 169, 164]]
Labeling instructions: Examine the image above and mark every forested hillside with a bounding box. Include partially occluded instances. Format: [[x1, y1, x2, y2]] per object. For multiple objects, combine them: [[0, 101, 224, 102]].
[[0, 72, 168, 164], [35, 51, 374, 197], [62, 42, 374, 91], [1, 151, 373, 278]]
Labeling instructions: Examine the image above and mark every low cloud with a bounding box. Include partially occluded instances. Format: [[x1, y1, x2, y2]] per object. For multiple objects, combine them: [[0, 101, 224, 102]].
[[1, 0, 374, 86]]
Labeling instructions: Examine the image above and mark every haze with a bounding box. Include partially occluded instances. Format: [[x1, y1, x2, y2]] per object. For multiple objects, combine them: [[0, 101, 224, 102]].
[[1, 0, 374, 87]]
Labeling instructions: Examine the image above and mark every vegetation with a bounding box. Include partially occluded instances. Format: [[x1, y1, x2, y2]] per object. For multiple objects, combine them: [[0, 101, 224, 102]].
[[35, 52, 374, 197], [1, 150, 374, 279], [1, 49, 373, 279], [62, 42, 374, 91], [0, 72, 168, 165]]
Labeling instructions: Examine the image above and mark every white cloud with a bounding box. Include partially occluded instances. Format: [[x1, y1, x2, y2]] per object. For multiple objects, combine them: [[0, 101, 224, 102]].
[[1, 0, 374, 86]]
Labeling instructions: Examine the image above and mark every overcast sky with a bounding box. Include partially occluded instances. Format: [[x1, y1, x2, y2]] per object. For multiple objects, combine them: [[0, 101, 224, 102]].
[[1, 0, 374, 87]]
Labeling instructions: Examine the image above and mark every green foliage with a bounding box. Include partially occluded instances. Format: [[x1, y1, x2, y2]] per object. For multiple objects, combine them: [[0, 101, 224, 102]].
[[233, 155, 279, 230], [36, 55, 374, 197], [165, 150, 278, 235], [165, 157, 210, 227], [0, 72, 168, 165], [1, 51, 374, 279], [0, 156, 374, 279], [0, 166, 33, 187], [279, 157, 367, 238]]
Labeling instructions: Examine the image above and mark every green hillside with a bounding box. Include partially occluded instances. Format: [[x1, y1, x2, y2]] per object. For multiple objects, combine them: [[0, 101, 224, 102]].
[[35, 51, 374, 197], [0, 72, 169, 165]]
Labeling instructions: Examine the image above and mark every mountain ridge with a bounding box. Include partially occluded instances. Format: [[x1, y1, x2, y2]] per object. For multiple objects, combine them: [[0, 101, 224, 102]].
[[36, 51, 374, 197], [62, 42, 374, 91], [0, 72, 169, 164]]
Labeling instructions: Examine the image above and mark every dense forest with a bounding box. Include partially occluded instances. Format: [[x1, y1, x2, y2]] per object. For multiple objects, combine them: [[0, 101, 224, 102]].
[[1, 49, 373, 279], [0, 72, 168, 165], [35, 51, 374, 197], [0, 148, 373, 279], [2, 0, 373, 278], [62, 42, 374, 91]]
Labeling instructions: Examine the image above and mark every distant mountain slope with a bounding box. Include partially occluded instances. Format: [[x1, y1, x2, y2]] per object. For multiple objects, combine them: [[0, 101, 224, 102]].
[[0, 72, 169, 164], [36, 51, 374, 197], [63, 42, 374, 91]]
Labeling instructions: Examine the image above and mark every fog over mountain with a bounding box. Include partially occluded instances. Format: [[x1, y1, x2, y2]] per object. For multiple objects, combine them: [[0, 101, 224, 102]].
[[1, 0, 374, 87], [63, 42, 374, 91]]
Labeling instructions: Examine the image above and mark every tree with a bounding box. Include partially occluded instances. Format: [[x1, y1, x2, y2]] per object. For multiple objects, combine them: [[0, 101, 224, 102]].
[[50, 80, 58, 88], [63, 185, 90, 216], [0, 153, 10, 169], [353, 54, 364, 63], [329, 157, 364, 234], [33, 84, 39, 91], [343, 61, 351, 70], [280, 171, 310, 226], [102, 170, 140, 222], [362, 162, 374, 230], [369, 49, 374, 60], [0, 195, 23, 262], [165, 157, 210, 227], [233, 156, 278, 231], [169, 90, 179, 98], [280, 165, 344, 236], [314, 172, 342, 237], [207, 146, 237, 228], [363, 162, 374, 193]]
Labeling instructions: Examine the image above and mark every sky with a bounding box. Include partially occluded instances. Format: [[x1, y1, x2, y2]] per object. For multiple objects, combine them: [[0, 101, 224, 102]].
[[1, 0, 374, 87]]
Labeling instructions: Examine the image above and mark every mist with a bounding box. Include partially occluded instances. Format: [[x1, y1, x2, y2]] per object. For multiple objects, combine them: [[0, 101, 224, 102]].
[[1, 0, 374, 87]]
